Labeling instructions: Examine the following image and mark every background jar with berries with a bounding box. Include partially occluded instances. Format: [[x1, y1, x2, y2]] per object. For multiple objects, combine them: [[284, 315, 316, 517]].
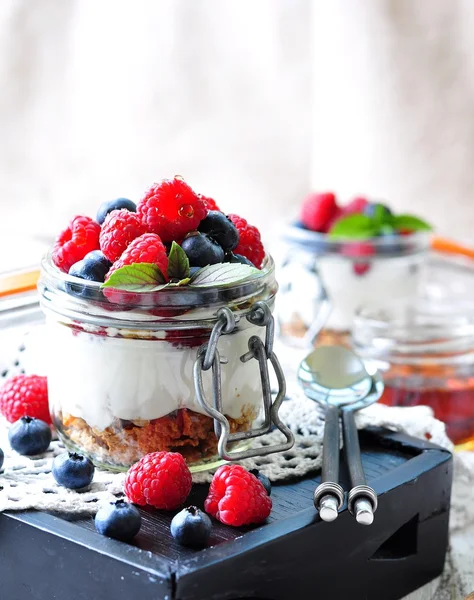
[[38, 177, 293, 471], [276, 192, 432, 347]]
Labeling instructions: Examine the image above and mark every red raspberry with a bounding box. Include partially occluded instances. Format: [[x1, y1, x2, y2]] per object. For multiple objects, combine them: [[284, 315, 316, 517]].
[[343, 196, 369, 215], [227, 214, 265, 268], [204, 465, 272, 526], [137, 178, 207, 242], [99, 209, 146, 262], [301, 192, 338, 232], [200, 195, 221, 212], [343, 241, 374, 276], [106, 233, 169, 281], [52, 216, 100, 272], [124, 451, 192, 510], [0, 375, 51, 424]]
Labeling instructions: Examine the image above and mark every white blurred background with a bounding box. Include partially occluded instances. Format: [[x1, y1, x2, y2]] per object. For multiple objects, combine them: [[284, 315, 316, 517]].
[[1, 0, 474, 269]]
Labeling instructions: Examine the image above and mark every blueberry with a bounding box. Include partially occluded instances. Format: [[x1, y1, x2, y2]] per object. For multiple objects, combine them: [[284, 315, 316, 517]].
[[181, 232, 225, 267], [250, 469, 272, 496], [8, 416, 52, 456], [189, 266, 201, 277], [52, 452, 95, 490], [170, 506, 212, 547], [96, 198, 136, 225], [225, 252, 255, 267], [292, 220, 308, 229], [0, 447, 4, 470], [67, 251, 112, 299], [198, 211, 239, 252], [95, 499, 142, 542]]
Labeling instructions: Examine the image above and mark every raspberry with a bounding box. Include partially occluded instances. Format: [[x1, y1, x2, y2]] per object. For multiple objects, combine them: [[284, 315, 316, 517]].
[[343, 241, 374, 277], [52, 216, 101, 272], [200, 195, 220, 212], [0, 375, 51, 424], [124, 451, 192, 510], [300, 192, 338, 232], [343, 196, 369, 215], [227, 215, 265, 268], [100, 209, 146, 262], [137, 178, 207, 242], [204, 465, 272, 526], [106, 233, 169, 281]]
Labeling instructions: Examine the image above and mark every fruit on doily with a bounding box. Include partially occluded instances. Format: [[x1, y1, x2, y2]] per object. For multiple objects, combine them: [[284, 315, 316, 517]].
[[204, 464, 272, 526], [249, 468, 272, 496], [0, 374, 51, 424], [124, 451, 192, 510], [8, 416, 52, 456], [170, 506, 212, 547], [96, 198, 136, 225], [95, 499, 142, 542], [198, 211, 239, 252], [52, 452, 95, 490]]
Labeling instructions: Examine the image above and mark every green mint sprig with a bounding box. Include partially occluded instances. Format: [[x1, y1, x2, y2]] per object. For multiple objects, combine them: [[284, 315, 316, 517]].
[[328, 205, 432, 239], [101, 244, 261, 292]]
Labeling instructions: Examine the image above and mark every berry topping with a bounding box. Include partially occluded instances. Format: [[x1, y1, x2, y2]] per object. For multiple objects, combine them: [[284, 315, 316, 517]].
[[95, 499, 142, 542], [124, 451, 192, 510], [170, 506, 212, 548], [99, 209, 146, 262], [225, 252, 255, 267], [249, 469, 272, 496], [300, 192, 338, 233], [181, 232, 225, 268], [52, 216, 101, 273], [67, 251, 112, 297], [363, 202, 393, 219], [8, 416, 52, 456], [343, 242, 375, 277], [199, 195, 220, 212], [343, 196, 369, 215], [198, 211, 239, 251], [227, 215, 265, 269], [96, 198, 136, 225], [106, 233, 169, 281], [137, 178, 207, 242], [0, 375, 51, 424], [204, 465, 272, 527], [52, 452, 95, 490]]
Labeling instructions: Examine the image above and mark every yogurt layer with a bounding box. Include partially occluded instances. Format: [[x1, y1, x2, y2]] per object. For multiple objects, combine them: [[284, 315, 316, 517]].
[[47, 321, 264, 430]]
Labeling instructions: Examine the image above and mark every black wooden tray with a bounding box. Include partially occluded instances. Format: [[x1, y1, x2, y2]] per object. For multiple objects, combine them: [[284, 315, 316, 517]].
[[0, 428, 452, 600]]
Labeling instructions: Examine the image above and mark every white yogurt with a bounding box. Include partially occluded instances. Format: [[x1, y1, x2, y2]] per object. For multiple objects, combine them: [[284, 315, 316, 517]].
[[47, 321, 263, 430]]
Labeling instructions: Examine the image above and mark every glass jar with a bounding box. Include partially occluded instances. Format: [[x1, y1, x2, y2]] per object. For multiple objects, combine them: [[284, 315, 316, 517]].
[[38, 253, 280, 471], [352, 300, 474, 449], [277, 226, 431, 347]]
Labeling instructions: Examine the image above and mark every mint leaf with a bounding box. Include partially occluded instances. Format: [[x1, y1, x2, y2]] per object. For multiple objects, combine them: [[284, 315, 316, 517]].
[[189, 263, 260, 287], [392, 215, 432, 232], [102, 263, 167, 291], [328, 214, 379, 239], [371, 204, 393, 226], [167, 241, 190, 280]]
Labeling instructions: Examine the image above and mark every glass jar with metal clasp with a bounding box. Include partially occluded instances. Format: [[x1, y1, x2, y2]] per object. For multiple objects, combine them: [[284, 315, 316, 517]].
[[39, 252, 294, 471]]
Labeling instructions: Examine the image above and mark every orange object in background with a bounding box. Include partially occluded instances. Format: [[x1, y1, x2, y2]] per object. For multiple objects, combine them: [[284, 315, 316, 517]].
[[431, 236, 474, 261], [0, 269, 40, 298]]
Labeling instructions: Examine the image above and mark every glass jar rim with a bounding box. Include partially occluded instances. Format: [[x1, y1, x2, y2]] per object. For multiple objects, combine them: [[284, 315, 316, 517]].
[[39, 251, 277, 328], [352, 299, 474, 365], [283, 224, 431, 258]]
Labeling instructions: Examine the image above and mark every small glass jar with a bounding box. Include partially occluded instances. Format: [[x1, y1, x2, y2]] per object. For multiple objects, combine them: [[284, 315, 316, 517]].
[[277, 227, 431, 347], [352, 300, 474, 449], [38, 253, 279, 470]]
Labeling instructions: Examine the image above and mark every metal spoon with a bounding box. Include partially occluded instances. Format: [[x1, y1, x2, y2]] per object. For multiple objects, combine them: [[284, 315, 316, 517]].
[[298, 345, 384, 524]]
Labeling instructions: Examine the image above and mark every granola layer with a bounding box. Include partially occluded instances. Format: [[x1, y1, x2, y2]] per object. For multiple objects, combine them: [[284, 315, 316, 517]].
[[55, 407, 257, 467]]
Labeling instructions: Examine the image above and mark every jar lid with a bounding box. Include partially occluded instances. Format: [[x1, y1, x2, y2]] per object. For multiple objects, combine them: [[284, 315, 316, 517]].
[[352, 299, 474, 365]]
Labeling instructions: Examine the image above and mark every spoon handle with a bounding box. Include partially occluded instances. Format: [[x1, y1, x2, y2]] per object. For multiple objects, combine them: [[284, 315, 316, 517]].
[[322, 404, 340, 483], [342, 408, 378, 525]]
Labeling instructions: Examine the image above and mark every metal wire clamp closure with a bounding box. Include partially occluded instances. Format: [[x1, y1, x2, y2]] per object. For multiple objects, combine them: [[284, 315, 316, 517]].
[[193, 303, 295, 461]]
